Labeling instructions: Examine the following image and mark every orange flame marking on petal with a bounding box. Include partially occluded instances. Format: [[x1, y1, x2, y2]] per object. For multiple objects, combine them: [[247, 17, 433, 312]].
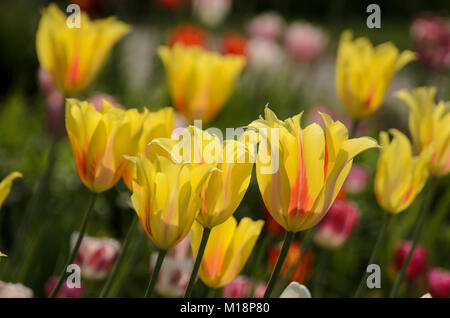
[[67, 52, 81, 87], [288, 133, 311, 215]]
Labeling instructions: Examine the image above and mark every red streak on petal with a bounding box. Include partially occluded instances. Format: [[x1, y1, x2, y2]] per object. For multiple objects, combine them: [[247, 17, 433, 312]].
[[401, 186, 414, 204], [67, 53, 81, 87], [364, 85, 376, 109], [288, 133, 311, 215]]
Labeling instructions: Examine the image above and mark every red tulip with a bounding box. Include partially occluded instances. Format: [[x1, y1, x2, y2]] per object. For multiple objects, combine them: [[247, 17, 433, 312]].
[[393, 241, 427, 280], [313, 200, 360, 249], [167, 24, 208, 48], [428, 268, 450, 298], [45, 276, 83, 298]]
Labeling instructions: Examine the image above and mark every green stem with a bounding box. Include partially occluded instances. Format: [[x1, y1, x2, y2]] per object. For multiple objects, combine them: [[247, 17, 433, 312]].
[[49, 192, 97, 298], [99, 216, 137, 298], [263, 231, 295, 298], [389, 178, 436, 297], [273, 229, 313, 296], [8, 105, 65, 279], [350, 118, 360, 139], [108, 229, 145, 297], [184, 227, 211, 298], [354, 212, 392, 298], [207, 288, 216, 298], [145, 249, 167, 297]]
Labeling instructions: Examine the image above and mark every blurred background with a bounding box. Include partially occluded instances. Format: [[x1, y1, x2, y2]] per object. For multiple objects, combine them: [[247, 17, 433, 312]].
[[0, 0, 449, 298]]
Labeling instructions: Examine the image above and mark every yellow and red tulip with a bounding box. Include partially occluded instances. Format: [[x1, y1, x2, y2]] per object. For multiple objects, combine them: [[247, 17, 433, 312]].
[[149, 126, 254, 228], [158, 44, 246, 123], [189, 216, 264, 288], [36, 4, 130, 95], [374, 129, 430, 214], [65, 98, 145, 193], [122, 107, 176, 190], [335, 30, 415, 118], [396, 87, 450, 176], [249, 106, 378, 232], [129, 153, 217, 250]]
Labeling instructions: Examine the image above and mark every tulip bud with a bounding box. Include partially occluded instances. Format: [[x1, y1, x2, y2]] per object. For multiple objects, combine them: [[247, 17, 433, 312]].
[[313, 200, 360, 250], [393, 241, 427, 280], [427, 268, 450, 298], [45, 276, 83, 298], [0, 281, 33, 298], [280, 282, 312, 298], [71, 233, 121, 280]]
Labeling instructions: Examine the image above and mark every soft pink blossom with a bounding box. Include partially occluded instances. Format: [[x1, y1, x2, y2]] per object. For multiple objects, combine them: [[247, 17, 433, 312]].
[[71, 233, 121, 280], [284, 21, 327, 62]]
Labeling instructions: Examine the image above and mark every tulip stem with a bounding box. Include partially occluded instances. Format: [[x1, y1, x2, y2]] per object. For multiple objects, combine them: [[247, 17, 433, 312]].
[[49, 191, 97, 298], [389, 177, 436, 298], [273, 229, 313, 297], [145, 249, 167, 298], [263, 231, 295, 298], [9, 106, 66, 278], [184, 227, 211, 298], [350, 119, 360, 138], [354, 212, 392, 298], [99, 215, 138, 298]]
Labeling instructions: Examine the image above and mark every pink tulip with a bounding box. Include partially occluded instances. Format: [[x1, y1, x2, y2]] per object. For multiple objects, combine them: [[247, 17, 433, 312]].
[[38, 68, 64, 135], [393, 241, 427, 280], [222, 276, 253, 298], [246, 12, 284, 41], [313, 200, 360, 249], [0, 281, 33, 298], [253, 282, 267, 298], [344, 164, 369, 194], [71, 233, 121, 280], [411, 14, 450, 71], [284, 21, 327, 62], [87, 93, 121, 111], [428, 268, 450, 298], [45, 276, 83, 298], [150, 252, 193, 297]]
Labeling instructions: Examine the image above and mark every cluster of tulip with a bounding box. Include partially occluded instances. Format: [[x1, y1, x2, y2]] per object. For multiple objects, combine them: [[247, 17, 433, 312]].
[[0, 3, 449, 299]]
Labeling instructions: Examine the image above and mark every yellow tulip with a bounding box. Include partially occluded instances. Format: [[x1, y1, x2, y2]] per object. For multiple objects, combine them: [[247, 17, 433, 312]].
[[249, 106, 378, 232], [129, 153, 217, 250], [149, 126, 254, 228], [189, 216, 264, 288], [0, 171, 22, 258], [0, 171, 22, 209], [374, 130, 430, 214], [396, 87, 450, 176], [65, 98, 145, 193], [36, 4, 130, 95], [122, 107, 176, 190], [336, 30, 415, 118], [158, 44, 246, 123]]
